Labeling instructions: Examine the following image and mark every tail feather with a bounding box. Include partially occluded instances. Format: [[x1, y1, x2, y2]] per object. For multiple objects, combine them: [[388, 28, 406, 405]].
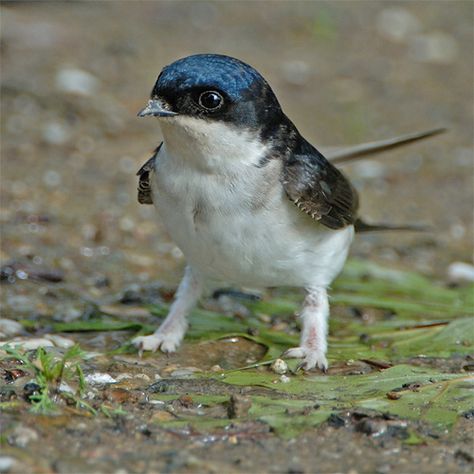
[[326, 129, 444, 232], [327, 128, 446, 164], [354, 218, 429, 233]]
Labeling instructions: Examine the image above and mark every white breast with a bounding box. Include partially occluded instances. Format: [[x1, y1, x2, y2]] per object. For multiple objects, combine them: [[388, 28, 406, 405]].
[[151, 117, 354, 289]]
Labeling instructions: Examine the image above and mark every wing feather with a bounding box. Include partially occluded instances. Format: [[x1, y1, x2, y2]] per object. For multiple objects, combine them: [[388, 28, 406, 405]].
[[282, 139, 358, 229], [137, 143, 162, 205]]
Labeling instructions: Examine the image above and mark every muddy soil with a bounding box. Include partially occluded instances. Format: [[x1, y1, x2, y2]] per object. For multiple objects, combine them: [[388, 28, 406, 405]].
[[1, 2, 473, 474]]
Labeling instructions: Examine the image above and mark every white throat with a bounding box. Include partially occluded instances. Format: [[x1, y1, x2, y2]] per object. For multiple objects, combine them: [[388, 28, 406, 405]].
[[158, 116, 268, 173]]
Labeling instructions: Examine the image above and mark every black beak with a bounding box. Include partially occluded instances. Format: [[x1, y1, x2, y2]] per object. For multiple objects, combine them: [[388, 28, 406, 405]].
[[137, 99, 178, 118]]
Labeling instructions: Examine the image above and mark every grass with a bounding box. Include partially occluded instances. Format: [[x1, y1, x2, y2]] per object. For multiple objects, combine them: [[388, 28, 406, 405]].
[[1, 344, 94, 414]]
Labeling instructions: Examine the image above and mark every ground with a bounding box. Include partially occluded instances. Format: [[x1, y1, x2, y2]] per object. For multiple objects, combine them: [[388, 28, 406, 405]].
[[0, 2, 473, 474]]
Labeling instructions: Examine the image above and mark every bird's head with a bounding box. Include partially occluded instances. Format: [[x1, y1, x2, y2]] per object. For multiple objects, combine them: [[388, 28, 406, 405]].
[[138, 54, 285, 137]]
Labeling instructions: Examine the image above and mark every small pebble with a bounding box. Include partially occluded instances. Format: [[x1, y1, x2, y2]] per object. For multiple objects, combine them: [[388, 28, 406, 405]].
[[56, 68, 99, 95], [42, 169, 62, 187], [0, 456, 16, 473], [42, 123, 70, 146], [151, 411, 174, 422], [103, 388, 136, 404], [447, 262, 474, 283], [148, 399, 165, 406], [169, 367, 201, 378], [85, 373, 117, 385], [409, 32, 458, 64], [0, 319, 23, 338], [387, 391, 402, 400], [58, 382, 74, 394], [375, 7, 420, 43], [10, 425, 38, 448], [43, 334, 75, 349], [115, 373, 133, 382], [134, 373, 151, 381], [1, 337, 54, 351], [271, 358, 288, 375], [279, 375, 291, 383]]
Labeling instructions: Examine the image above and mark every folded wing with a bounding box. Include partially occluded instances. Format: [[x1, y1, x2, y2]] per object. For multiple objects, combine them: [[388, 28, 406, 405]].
[[282, 139, 359, 230]]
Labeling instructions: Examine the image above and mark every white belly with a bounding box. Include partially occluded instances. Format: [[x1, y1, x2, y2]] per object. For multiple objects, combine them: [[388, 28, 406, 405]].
[[152, 145, 353, 289]]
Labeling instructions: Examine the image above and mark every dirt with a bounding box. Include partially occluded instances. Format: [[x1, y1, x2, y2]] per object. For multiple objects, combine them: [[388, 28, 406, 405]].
[[1, 2, 473, 473], [2, 410, 473, 474]]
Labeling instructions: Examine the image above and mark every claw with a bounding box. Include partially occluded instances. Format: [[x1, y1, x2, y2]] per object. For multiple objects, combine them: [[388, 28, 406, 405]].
[[295, 362, 306, 373], [282, 346, 328, 372]]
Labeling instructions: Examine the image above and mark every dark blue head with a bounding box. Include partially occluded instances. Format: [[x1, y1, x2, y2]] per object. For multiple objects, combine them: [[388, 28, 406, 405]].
[[156, 54, 265, 102], [139, 54, 286, 133]]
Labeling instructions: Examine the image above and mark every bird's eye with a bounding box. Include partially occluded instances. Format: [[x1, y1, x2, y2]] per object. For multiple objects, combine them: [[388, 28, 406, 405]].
[[198, 91, 223, 111]]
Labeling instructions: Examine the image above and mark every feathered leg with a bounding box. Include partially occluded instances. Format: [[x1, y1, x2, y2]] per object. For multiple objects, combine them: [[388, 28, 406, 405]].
[[132, 266, 203, 354], [284, 287, 329, 371]]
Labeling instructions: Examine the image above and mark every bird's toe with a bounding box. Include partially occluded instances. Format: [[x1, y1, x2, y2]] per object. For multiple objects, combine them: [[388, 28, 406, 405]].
[[132, 331, 182, 355], [283, 346, 328, 372]]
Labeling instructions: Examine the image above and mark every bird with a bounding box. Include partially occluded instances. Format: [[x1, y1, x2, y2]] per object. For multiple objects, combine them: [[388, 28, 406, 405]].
[[132, 53, 444, 371]]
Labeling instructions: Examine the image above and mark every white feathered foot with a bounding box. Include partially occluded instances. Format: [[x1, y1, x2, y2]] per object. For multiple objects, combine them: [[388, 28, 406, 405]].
[[283, 287, 329, 372], [132, 266, 202, 356]]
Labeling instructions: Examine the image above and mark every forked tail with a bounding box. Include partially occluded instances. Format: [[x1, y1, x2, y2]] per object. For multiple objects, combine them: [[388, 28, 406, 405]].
[[354, 218, 429, 233], [327, 128, 446, 164], [329, 128, 445, 233]]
